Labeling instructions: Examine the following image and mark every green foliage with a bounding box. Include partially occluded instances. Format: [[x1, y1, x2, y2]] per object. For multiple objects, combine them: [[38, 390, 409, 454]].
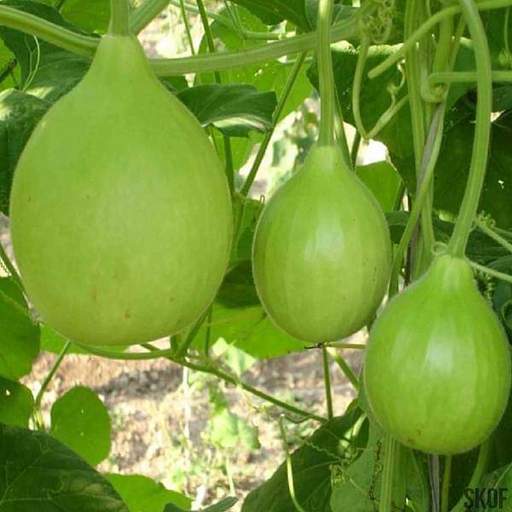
[[0, 423, 128, 511], [50, 386, 111, 466], [106, 474, 191, 512], [0, 377, 33, 427], [243, 404, 363, 512], [0, 277, 39, 380]]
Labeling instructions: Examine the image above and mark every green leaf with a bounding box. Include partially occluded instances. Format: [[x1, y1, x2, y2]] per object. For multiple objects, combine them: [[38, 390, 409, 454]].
[[164, 497, 237, 512], [0, 377, 33, 427], [0, 277, 40, 380], [0, 423, 128, 512], [178, 84, 277, 137], [193, 302, 306, 359], [212, 338, 256, 376], [0, 88, 49, 214], [229, 0, 310, 30], [58, 0, 111, 33], [356, 161, 402, 212], [242, 405, 362, 512], [106, 474, 191, 512], [210, 407, 260, 451], [50, 385, 111, 466]]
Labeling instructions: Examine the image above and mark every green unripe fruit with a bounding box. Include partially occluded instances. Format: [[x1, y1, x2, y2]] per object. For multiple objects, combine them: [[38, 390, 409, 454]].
[[252, 144, 392, 343], [364, 254, 511, 455], [10, 35, 232, 346]]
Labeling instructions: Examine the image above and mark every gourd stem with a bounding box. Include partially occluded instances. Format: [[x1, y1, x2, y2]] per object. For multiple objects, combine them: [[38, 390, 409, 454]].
[[448, 0, 493, 256], [352, 36, 371, 140], [317, 0, 336, 147], [321, 346, 334, 419], [177, 0, 196, 55], [369, 0, 512, 80], [79, 342, 327, 422], [109, 0, 130, 36], [441, 456, 452, 512]]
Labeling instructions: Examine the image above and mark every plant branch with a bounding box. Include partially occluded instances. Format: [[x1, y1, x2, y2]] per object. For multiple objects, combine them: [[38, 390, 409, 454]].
[[475, 218, 512, 253], [369, 0, 512, 79], [469, 260, 512, 284], [328, 348, 359, 389], [240, 52, 307, 197], [79, 343, 326, 422], [379, 434, 399, 512], [34, 341, 71, 409], [129, 0, 170, 35], [441, 456, 452, 512], [0, 239, 23, 291]]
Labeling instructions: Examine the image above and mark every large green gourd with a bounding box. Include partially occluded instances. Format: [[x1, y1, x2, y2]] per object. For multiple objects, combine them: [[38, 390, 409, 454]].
[[364, 254, 511, 454], [252, 144, 392, 343], [10, 35, 232, 346]]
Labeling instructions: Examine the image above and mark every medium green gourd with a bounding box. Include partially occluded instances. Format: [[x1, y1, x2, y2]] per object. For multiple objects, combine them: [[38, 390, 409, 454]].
[[364, 254, 511, 454], [252, 144, 392, 343], [10, 34, 232, 346]]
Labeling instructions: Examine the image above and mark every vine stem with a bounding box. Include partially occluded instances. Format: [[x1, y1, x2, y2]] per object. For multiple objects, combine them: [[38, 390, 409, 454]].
[[448, 0, 493, 256], [0, 4, 371, 74], [328, 348, 359, 389], [450, 441, 490, 512], [178, 0, 195, 55], [109, 0, 130, 36], [240, 52, 307, 197], [317, 0, 336, 146], [79, 343, 327, 423], [475, 218, 512, 253], [429, 70, 512, 87], [321, 346, 333, 419], [279, 417, 308, 512], [469, 260, 512, 284], [0, 240, 23, 291], [196, 0, 234, 194], [129, 0, 170, 34], [389, 104, 446, 296], [379, 434, 399, 512], [34, 341, 71, 409], [369, 0, 512, 79], [441, 456, 452, 512]]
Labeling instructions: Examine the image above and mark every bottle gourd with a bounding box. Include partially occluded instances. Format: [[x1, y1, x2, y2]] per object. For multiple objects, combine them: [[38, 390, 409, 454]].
[[364, 254, 511, 454], [9, 34, 232, 346], [252, 144, 392, 343]]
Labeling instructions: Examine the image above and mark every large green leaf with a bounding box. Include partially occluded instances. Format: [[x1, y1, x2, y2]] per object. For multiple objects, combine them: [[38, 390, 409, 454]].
[[0, 423, 128, 512], [356, 160, 402, 212], [106, 474, 191, 512], [50, 386, 111, 466], [0, 377, 33, 427], [165, 497, 237, 512], [242, 404, 362, 512], [0, 277, 40, 380], [0, 89, 49, 214], [59, 0, 110, 33], [229, 0, 310, 30], [177, 84, 277, 137]]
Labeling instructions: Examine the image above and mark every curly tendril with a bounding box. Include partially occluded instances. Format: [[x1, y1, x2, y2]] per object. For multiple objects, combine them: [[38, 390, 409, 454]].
[[360, 0, 396, 44]]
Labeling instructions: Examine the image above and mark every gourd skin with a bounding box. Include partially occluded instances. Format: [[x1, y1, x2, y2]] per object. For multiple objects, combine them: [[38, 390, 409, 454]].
[[10, 35, 232, 346], [252, 145, 392, 343], [364, 254, 511, 455]]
